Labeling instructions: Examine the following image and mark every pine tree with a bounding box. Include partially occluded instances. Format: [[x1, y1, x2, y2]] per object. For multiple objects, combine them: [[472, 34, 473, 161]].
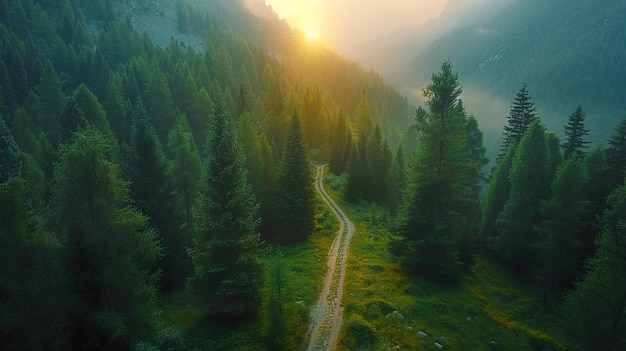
[[328, 108, 352, 175], [606, 119, 626, 190], [53, 128, 162, 348], [386, 146, 406, 217], [534, 157, 589, 300], [126, 101, 184, 292], [0, 116, 22, 182], [0, 177, 63, 349], [562, 106, 590, 159], [496, 120, 551, 273], [188, 94, 262, 317], [35, 60, 66, 145], [144, 69, 175, 142], [393, 61, 485, 279], [167, 118, 201, 234], [58, 97, 87, 143], [276, 111, 314, 243], [478, 146, 515, 249], [500, 84, 538, 157], [563, 183, 626, 351]]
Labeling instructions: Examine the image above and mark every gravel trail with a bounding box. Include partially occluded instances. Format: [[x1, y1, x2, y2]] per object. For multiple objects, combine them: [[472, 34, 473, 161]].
[[303, 165, 355, 351]]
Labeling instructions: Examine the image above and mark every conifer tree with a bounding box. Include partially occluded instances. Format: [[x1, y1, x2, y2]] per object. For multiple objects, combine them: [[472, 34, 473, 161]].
[[478, 146, 515, 248], [534, 157, 589, 300], [144, 68, 175, 142], [606, 119, 626, 190], [496, 120, 551, 273], [563, 183, 626, 350], [562, 106, 590, 159], [188, 94, 262, 317], [35, 60, 66, 145], [126, 101, 184, 291], [0, 116, 22, 182], [500, 84, 538, 157], [276, 111, 314, 242], [386, 146, 406, 217], [328, 108, 352, 175], [0, 177, 62, 349], [58, 97, 87, 143], [393, 61, 485, 279], [53, 128, 161, 348], [167, 118, 201, 235]]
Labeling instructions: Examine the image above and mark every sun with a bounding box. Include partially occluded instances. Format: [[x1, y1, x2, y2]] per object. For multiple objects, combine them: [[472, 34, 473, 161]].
[[305, 28, 320, 41]]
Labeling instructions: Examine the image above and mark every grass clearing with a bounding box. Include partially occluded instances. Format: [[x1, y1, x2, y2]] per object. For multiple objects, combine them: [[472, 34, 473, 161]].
[[326, 184, 568, 351]]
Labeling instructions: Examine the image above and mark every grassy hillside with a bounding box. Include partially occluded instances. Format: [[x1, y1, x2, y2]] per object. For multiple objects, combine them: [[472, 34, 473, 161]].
[[324, 180, 569, 351]]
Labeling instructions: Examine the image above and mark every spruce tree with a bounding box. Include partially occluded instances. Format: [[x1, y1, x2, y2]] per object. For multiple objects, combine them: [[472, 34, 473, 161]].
[[328, 108, 352, 175], [496, 120, 551, 273], [0, 177, 63, 349], [58, 97, 87, 143], [0, 116, 22, 182], [500, 84, 538, 157], [606, 119, 626, 190], [393, 61, 485, 279], [534, 157, 589, 300], [188, 94, 262, 317], [478, 146, 515, 249], [126, 101, 184, 292], [276, 111, 314, 242], [563, 183, 626, 350], [562, 106, 590, 159], [53, 128, 161, 348], [167, 119, 201, 234]]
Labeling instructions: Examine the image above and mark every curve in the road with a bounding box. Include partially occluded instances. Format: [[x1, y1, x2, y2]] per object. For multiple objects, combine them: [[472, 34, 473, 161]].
[[303, 165, 355, 351]]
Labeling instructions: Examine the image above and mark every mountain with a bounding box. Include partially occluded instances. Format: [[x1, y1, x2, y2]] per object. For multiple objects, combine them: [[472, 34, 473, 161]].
[[348, 0, 513, 78], [392, 0, 626, 154]]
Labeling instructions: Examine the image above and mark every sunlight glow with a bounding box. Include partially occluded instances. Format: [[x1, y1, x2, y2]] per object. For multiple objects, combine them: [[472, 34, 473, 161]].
[[305, 28, 320, 41]]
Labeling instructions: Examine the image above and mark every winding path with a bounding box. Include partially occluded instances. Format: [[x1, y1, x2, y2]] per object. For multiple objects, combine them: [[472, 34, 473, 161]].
[[303, 165, 355, 351]]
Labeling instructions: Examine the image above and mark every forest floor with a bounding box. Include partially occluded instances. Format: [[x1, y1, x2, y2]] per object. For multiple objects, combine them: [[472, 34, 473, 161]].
[[303, 165, 356, 351]]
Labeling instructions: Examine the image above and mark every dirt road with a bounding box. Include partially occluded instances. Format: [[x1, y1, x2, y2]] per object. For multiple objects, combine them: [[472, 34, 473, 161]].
[[303, 165, 355, 351]]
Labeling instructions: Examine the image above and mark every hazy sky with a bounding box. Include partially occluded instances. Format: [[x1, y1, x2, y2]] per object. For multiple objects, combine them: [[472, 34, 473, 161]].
[[263, 0, 449, 49]]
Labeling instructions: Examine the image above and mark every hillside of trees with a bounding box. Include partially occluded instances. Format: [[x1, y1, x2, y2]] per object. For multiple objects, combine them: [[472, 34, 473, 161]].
[[1, 0, 625, 350], [396, 0, 626, 145]]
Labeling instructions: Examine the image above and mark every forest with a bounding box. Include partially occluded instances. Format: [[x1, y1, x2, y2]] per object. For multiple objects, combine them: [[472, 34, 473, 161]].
[[0, 0, 625, 350]]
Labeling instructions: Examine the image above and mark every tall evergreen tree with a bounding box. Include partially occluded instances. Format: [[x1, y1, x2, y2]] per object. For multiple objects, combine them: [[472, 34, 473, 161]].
[[126, 101, 184, 292], [188, 94, 262, 317], [35, 60, 66, 145], [606, 119, 626, 190], [53, 128, 162, 348], [478, 146, 515, 249], [386, 145, 406, 217], [563, 182, 626, 351], [276, 111, 314, 243], [562, 106, 590, 159], [500, 84, 538, 157], [0, 177, 63, 349], [534, 157, 589, 300], [58, 97, 87, 143], [328, 108, 352, 175], [393, 61, 485, 279], [496, 120, 551, 273], [0, 116, 22, 182], [167, 119, 201, 234]]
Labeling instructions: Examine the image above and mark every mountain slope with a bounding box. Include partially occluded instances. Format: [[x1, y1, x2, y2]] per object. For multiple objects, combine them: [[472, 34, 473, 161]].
[[397, 0, 626, 146]]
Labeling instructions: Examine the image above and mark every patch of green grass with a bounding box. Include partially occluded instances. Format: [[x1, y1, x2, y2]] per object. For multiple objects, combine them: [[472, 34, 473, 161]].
[[327, 186, 568, 351]]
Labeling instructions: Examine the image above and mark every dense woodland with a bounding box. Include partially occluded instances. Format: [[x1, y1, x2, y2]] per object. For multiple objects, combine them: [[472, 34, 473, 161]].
[[0, 0, 625, 350]]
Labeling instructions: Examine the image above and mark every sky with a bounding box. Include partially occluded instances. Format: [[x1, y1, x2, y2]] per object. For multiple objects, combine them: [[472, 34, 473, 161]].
[[262, 0, 450, 50]]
